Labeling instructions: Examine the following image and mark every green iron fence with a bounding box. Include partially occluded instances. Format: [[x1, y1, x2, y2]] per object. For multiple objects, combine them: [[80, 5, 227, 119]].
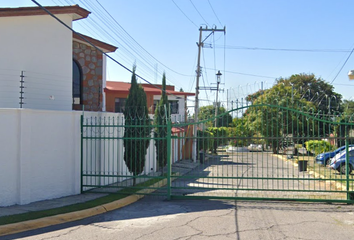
[[81, 113, 170, 196], [81, 104, 354, 203], [171, 104, 354, 203]]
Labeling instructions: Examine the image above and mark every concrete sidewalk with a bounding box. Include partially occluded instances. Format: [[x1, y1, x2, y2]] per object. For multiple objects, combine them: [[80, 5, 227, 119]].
[[0, 159, 201, 236]]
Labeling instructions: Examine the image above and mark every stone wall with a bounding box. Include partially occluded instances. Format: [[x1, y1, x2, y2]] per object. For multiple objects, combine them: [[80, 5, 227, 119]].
[[73, 41, 103, 111]]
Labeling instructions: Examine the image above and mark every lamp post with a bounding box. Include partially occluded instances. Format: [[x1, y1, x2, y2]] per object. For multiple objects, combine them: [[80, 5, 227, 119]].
[[214, 70, 222, 127], [348, 70, 354, 80]]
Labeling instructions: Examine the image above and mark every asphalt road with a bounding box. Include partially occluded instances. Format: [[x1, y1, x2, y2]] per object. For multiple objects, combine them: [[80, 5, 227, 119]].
[[4, 197, 354, 240], [4, 152, 354, 240], [171, 152, 339, 201]]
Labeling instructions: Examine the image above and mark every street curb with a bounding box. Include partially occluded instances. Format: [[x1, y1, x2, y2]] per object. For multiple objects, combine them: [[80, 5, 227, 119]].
[[0, 179, 168, 237], [274, 154, 347, 191]]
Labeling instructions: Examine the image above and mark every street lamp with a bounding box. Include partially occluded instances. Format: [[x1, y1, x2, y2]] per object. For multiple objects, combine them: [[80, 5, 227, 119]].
[[348, 70, 354, 80], [214, 70, 222, 127]]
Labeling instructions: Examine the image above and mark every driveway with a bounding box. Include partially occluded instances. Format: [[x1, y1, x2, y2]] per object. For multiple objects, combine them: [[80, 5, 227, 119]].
[[170, 152, 346, 201]]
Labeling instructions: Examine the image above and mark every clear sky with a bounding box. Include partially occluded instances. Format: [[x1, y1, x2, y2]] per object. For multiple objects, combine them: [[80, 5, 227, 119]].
[[4, 0, 354, 112]]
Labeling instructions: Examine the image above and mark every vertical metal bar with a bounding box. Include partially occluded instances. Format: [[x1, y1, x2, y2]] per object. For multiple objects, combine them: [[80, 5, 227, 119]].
[[80, 114, 84, 193], [167, 119, 172, 200], [346, 127, 350, 201]]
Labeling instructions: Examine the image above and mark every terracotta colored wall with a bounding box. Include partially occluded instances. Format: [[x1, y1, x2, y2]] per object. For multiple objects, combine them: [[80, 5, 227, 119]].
[[73, 41, 103, 111], [105, 91, 155, 113]]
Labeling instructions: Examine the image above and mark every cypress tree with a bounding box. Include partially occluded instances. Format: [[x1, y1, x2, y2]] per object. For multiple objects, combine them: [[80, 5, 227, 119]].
[[154, 73, 170, 174], [123, 66, 151, 185]]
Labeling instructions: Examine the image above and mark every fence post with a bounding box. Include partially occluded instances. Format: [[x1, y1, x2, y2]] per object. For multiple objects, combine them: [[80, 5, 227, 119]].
[[80, 114, 84, 194], [345, 126, 350, 201], [166, 119, 172, 200]]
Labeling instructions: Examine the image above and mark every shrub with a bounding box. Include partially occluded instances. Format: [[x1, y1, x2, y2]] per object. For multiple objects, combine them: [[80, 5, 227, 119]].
[[206, 127, 229, 153], [305, 140, 334, 155], [197, 130, 214, 152]]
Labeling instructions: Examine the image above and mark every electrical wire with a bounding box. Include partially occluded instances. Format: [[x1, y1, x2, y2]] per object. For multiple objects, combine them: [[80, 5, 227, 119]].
[[215, 45, 351, 53], [94, 0, 194, 78], [204, 68, 276, 79], [189, 0, 209, 27], [207, 0, 222, 27], [171, 0, 198, 28], [31, 0, 183, 99]]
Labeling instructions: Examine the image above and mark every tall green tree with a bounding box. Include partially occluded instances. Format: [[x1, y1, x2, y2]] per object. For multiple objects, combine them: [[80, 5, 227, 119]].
[[154, 73, 170, 173], [198, 105, 232, 128], [245, 73, 343, 152], [123, 66, 151, 185], [245, 81, 315, 153]]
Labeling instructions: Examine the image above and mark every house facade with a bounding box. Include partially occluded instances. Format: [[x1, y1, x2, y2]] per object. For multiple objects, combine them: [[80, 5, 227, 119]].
[[105, 81, 194, 120], [0, 5, 117, 111]]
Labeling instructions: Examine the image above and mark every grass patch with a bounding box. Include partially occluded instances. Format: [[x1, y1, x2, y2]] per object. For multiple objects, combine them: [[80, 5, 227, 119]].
[[0, 178, 164, 226]]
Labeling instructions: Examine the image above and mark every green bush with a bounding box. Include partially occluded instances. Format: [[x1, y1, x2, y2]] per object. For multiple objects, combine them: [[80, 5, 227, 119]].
[[197, 130, 214, 152], [305, 140, 334, 155], [206, 127, 229, 153]]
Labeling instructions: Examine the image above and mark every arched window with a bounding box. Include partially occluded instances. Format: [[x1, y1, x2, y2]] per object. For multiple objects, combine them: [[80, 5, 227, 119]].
[[72, 59, 82, 107]]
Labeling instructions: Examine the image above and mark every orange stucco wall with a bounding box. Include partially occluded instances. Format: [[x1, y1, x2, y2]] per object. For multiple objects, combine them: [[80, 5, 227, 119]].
[[106, 91, 156, 113]]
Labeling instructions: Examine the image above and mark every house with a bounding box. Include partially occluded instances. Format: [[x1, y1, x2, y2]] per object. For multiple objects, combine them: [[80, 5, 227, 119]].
[[0, 5, 117, 111], [105, 81, 194, 120]]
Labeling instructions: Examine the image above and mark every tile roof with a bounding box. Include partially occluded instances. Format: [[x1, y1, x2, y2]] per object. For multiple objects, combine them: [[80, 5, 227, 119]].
[[105, 81, 195, 96]]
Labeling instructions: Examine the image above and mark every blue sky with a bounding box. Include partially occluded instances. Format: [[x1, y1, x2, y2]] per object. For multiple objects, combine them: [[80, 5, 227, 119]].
[[4, 0, 354, 111]]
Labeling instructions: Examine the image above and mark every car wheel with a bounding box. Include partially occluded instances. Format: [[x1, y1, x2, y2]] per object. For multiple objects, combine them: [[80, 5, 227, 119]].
[[339, 163, 353, 175], [325, 158, 330, 166]]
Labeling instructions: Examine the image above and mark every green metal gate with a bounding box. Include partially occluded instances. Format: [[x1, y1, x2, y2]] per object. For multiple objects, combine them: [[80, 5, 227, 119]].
[[171, 104, 354, 203], [81, 104, 354, 203]]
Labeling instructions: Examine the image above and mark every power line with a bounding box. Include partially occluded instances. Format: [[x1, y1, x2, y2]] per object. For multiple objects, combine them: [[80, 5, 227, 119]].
[[330, 47, 354, 84], [207, 0, 222, 26], [215, 45, 351, 53], [171, 0, 198, 28], [31, 0, 182, 99], [204, 68, 276, 79], [94, 0, 194, 78], [189, 0, 209, 27]]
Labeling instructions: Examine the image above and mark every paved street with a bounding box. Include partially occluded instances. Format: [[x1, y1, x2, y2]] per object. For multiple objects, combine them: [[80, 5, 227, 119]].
[[3, 152, 354, 240], [171, 152, 344, 201], [4, 197, 354, 240]]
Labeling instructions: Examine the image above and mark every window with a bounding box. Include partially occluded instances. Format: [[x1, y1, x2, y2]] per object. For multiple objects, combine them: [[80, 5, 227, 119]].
[[115, 98, 126, 113], [169, 100, 179, 114], [153, 100, 179, 114], [72, 59, 82, 106]]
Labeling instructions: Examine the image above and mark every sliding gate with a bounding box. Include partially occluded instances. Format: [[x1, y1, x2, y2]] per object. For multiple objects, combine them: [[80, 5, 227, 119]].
[[170, 104, 354, 203], [81, 104, 354, 203]]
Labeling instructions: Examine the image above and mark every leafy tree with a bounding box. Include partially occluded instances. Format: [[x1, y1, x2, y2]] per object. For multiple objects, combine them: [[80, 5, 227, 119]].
[[245, 81, 315, 153], [123, 66, 151, 185], [229, 117, 254, 147], [276, 73, 342, 115], [154, 73, 170, 173], [342, 100, 354, 117], [245, 73, 344, 153], [206, 127, 229, 153], [198, 105, 232, 128], [333, 100, 354, 147]]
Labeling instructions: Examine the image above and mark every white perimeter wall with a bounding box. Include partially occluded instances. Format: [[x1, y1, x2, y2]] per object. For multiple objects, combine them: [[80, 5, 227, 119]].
[[0, 14, 73, 110], [0, 109, 186, 206], [0, 109, 81, 206]]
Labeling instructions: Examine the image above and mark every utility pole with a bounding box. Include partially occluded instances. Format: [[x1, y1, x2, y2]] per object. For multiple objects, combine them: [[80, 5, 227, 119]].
[[193, 26, 226, 162]]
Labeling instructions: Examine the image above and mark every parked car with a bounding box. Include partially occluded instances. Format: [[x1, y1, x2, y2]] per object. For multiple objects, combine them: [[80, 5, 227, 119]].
[[247, 144, 263, 152], [316, 145, 353, 165], [328, 147, 354, 174]]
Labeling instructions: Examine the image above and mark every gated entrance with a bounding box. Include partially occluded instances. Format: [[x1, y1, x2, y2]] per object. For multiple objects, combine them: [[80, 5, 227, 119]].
[[81, 104, 354, 203]]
